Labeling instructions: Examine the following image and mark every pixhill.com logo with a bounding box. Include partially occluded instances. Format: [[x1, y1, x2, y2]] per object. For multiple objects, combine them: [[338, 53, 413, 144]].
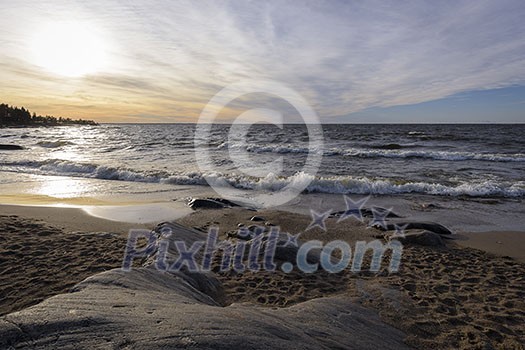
[[122, 196, 404, 275]]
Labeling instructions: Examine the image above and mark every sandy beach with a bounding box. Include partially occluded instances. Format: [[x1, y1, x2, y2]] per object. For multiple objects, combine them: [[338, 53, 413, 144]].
[[1, 203, 524, 349], [0, 205, 150, 317]]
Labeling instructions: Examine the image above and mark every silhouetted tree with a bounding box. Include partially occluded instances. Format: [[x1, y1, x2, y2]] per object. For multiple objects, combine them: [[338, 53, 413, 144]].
[[0, 103, 98, 127]]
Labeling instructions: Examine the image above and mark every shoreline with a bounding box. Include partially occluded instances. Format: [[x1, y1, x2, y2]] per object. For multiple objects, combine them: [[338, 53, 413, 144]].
[[0, 204, 151, 234], [1, 202, 524, 261]]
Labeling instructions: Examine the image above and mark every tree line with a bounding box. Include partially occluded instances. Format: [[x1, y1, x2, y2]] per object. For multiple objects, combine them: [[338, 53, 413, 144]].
[[0, 103, 98, 127]]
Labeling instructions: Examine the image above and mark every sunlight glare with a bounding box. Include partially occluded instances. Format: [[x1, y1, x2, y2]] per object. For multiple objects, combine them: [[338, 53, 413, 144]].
[[30, 21, 108, 77]]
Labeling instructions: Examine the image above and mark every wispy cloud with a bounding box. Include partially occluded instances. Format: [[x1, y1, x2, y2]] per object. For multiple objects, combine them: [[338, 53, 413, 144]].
[[1, 0, 524, 122]]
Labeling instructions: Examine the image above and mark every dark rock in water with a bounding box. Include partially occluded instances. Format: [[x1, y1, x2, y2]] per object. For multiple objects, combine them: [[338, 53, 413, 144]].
[[265, 221, 275, 226], [250, 216, 265, 222], [393, 231, 444, 247], [0, 144, 24, 150], [370, 143, 404, 150], [383, 222, 453, 235]]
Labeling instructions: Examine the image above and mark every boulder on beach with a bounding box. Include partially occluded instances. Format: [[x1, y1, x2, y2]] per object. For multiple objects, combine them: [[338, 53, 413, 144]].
[[383, 222, 453, 236], [393, 231, 445, 247], [188, 197, 243, 210], [0, 268, 409, 350], [330, 207, 402, 219]]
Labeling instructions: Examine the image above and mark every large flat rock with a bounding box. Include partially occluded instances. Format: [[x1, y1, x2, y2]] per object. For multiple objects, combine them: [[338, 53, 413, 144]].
[[0, 222, 411, 349]]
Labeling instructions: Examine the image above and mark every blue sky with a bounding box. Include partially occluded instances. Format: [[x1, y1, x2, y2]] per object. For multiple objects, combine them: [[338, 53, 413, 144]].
[[0, 0, 524, 122], [337, 85, 525, 123]]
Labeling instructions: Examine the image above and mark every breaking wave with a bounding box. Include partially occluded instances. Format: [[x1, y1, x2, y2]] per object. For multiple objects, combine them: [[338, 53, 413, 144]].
[[219, 142, 525, 162], [2, 159, 523, 198]]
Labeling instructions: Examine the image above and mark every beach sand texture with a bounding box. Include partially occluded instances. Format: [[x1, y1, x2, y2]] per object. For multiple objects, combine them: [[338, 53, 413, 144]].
[[0, 205, 524, 349]]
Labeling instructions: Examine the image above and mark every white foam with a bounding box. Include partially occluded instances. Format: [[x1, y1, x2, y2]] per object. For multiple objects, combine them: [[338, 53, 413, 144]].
[[218, 142, 525, 162], [5, 159, 524, 197]]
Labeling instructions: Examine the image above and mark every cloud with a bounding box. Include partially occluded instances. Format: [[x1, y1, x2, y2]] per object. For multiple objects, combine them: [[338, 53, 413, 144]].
[[1, 0, 525, 121]]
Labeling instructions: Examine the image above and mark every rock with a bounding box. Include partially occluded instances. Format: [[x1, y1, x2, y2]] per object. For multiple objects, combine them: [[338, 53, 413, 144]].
[[422, 203, 439, 209], [247, 225, 265, 233], [206, 197, 241, 207], [330, 207, 401, 218], [0, 268, 409, 349], [393, 231, 445, 247], [226, 230, 241, 239], [250, 216, 265, 222], [371, 143, 404, 150], [264, 221, 275, 226], [188, 198, 228, 209], [412, 203, 442, 211], [227, 229, 253, 240], [187, 197, 245, 210], [384, 222, 453, 236], [0, 144, 24, 150]]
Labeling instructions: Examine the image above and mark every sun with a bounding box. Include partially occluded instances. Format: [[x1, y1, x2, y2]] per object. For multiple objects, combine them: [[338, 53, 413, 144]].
[[30, 21, 108, 77]]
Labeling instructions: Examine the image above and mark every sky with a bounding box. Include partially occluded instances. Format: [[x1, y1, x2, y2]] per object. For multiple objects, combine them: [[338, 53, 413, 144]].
[[1, 0, 524, 123]]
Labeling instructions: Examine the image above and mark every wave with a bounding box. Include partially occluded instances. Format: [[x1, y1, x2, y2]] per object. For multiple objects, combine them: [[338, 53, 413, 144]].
[[4, 159, 161, 183], [406, 131, 472, 141], [303, 175, 525, 197], [218, 142, 525, 162], [37, 140, 74, 148], [338, 148, 525, 162], [2, 159, 523, 198], [369, 143, 419, 150], [217, 142, 315, 154]]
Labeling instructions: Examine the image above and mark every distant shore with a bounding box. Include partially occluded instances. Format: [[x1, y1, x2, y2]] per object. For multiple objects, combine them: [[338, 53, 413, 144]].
[[0, 103, 98, 127]]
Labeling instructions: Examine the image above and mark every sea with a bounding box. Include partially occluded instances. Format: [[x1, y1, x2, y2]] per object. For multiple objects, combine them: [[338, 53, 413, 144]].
[[1, 123, 524, 230]]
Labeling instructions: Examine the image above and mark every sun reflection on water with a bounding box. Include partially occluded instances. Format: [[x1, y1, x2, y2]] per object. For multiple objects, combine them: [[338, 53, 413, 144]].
[[36, 176, 91, 199]]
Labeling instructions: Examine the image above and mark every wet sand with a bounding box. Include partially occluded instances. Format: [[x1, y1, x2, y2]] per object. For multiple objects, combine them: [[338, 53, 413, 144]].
[[455, 231, 525, 263]]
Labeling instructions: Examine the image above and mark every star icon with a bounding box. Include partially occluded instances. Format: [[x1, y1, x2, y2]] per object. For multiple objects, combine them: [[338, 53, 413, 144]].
[[280, 232, 301, 247], [368, 206, 392, 230], [392, 223, 409, 238], [306, 209, 332, 231], [337, 195, 369, 223]]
